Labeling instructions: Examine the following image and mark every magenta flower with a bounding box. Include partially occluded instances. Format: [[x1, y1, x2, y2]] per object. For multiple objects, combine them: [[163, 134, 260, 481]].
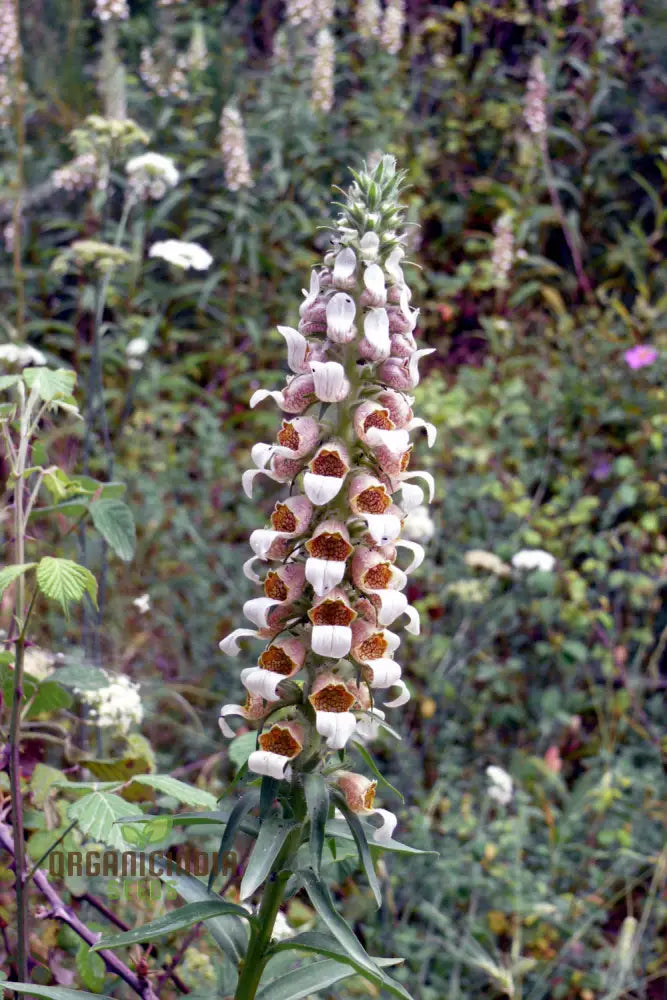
[[624, 344, 658, 370]]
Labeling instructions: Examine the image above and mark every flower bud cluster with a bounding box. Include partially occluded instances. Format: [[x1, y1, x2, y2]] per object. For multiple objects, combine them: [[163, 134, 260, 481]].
[[356, 0, 382, 40], [524, 55, 548, 136], [491, 212, 515, 289], [219, 156, 436, 841], [93, 0, 129, 21], [139, 45, 190, 100], [286, 0, 333, 30], [311, 28, 335, 114], [125, 151, 179, 201], [380, 0, 406, 55], [0, 0, 20, 66], [51, 152, 100, 193], [219, 104, 253, 192]]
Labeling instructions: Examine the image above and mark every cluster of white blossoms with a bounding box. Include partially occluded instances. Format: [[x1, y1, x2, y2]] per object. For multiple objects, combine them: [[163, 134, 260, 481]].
[[285, 0, 333, 29], [511, 548, 556, 573], [51, 152, 100, 194], [491, 212, 515, 289], [0, 343, 46, 366], [77, 674, 143, 734], [311, 28, 335, 114], [486, 765, 513, 806], [600, 0, 624, 44], [93, 0, 129, 21], [0, 0, 19, 65], [125, 151, 179, 201], [524, 55, 548, 137], [356, 0, 382, 40], [219, 105, 253, 192], [219, 156, 436, 842], [148, 239, 213, 271], [139, 46, 190, 100], [380, 0, 406, 55]]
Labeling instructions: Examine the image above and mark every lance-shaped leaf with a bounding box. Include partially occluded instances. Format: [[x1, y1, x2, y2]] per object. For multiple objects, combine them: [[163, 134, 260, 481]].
[[255, 959, 358, 1000], [352, 741, 404, 802], [269, 931, 412, 1000], [154, 858, 249, 964], [325, 817, 437, 856], [36, 557, 98, 615], [90, 498, 136, 562], [240, 813, 300, 901], [208, 789, 260, 890], [92, 899, 255, 952], [0, 985, 117, 1000], [129, 774, 217, 809], [303, 773, 329, 877], [332, 790, 382, 907]]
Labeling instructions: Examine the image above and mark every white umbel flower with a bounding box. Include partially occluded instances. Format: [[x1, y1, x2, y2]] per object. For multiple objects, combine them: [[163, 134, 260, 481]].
[[126, 152, 179, 201], [149, 240, 213, 271], [511, 548, 556, 573], [220, 104, 253, 192], [77, 674, 143, 734]]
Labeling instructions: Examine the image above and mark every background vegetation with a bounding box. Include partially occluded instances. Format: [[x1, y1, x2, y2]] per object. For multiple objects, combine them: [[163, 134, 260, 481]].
[[0, 0, 665, 997]]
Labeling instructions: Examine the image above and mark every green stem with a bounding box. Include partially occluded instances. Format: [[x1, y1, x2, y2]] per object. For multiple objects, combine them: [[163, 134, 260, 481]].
[[11, 0, 26, 340]]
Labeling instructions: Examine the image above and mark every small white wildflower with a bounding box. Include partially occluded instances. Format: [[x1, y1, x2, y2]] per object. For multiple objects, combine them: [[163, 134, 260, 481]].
[[78, 674, 143, 733], [311, 28, 335, 114], [126, 152, 179, 201], [486, 765, 513, 806], [464, 549, 511, 577], [24, 646, 57, 681], [511, 548, 556, 573], [402, 505, 435, 542], [524, 55, 548, 136], [357, 0, 381, 39], [219, 104, 253, 192], [380, 0, 405, 55], [271, 910, 297, 942], [133, 593, 151, 614], [0, 0, 20, 65], [51, 153, 99, 194], [0, 343, 46, 366], [93, 0, 129, 22], [285, 0, 313, 27], [599, 0, 624, 43], [491, 212, 515, 289], [148, 239, 213, 271]]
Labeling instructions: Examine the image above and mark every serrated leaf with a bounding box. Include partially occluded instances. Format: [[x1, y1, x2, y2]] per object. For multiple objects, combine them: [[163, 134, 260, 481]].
[[92, 900, 254, 952], [23, 366, 76, 401], [89, 499, 136, 562], [68, 792, 131, 850], [154, 859, 249, 963], [304, 774, 329, 878], [0, 562, 37, 599], [76, 941, 106, 993], [0, 984, 117, 1000], [269, 931, 411, 1000], [121, 815, 172, 849], [36, 557, 98, 615], [30, 763, 66, 806], [240, 813, 299, 901], [130, 774, 217, 809], [255, 959, 358, 1000], [25, 680, 73, 718]]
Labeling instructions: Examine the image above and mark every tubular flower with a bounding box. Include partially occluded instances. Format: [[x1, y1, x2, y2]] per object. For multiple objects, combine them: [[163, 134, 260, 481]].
[[336, 772, 397, 843], [219, 156, 436, 835]]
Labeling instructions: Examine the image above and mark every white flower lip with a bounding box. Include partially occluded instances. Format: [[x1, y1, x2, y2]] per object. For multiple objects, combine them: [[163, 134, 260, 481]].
[[310, 361, 350, 402], [365, 425, 410, 454], [277, 326, 309, 373], [333, 246, 356, 285], [305, 557, 347, 596], [219, 628, 259, 656], [384, 678, 410, 708], [250, 388, 286, 409], [364, 658, 402, 688], [314, 711, 358, 749], [363, 308, 390, 355], [303, 472, 346, 505], [299, 270, 321, 316], [243, 597, 281, 628], [363, 264, 387, 303], [248, 750, 293, 782], [363, 513, 402, 545], [311, 624, 352, 658], [359, 232, 380, 260], [326, 292, 356, 341], [148, 240, 213, 271], [241, 667, 284, 702]]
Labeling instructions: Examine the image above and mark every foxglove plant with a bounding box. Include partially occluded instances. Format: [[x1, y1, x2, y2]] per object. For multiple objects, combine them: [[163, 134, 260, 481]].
[[216, 155, 434, 999]]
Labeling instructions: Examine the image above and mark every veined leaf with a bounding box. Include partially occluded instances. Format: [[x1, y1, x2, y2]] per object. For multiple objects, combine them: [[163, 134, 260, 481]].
[[23, 366, 76, 401], [154, 858, 249, 963], [36, 557, 98, 615], [0, 984, 116, 1000], [130, 774, 217, 809], [269, 931, 412, 1000], [240, 813, 300, 901], [68, 791, 131, 850], [303, 773, 329, 878], [24, 680, 72, 718], [255, 958, 358, 1000], [0, 562, 37, 599], [89, 498, 136, 562], [92, 900, 254, 952]]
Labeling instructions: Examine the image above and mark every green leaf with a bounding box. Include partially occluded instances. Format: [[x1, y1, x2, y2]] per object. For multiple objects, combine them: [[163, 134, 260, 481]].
[[0, 985, 117, 1000], [208, 790, 260, 890], [25, 680, 73, 718], [52, 664, 111, 690], [92, 900, 254, 952], [255, 959, 358, 1000], [154, 858, 249, 963], [333, 793, 382, 908], [130, 774, 217, 809], [269, 931, 412, 1000], [68, 792, 132, 850], [240, 813, 299, 901], [76, 940, 107, 993], [89, 498, 136, 562], [36, 557, 98, 615], [0, 562, 37, 599], [303, 773, 329, 878], [296, 869, 384, 983], [0, 375, 21, 391], [352, 742, 404, 802], [23, 366, 76, 401], [228, 729, 257, 769], [324, 818, 437, 856]]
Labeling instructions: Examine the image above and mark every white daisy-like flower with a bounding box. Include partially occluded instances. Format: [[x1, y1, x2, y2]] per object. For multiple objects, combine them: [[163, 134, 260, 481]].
[[148, 240, 213, 271], [511, 548, 556, 573]]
